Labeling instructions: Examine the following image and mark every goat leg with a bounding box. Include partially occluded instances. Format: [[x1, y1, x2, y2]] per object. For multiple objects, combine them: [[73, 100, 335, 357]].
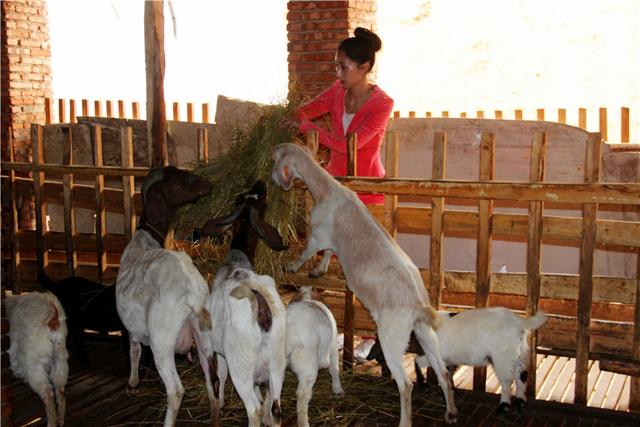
[[309, 250, 333, 278], [286, 235, 323, 273]]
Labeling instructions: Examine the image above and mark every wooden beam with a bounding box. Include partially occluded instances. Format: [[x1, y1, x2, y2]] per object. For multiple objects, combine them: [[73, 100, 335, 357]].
[[93, 126, 107, 283], [429, 132, 446, 308], [144, 0, 167, 167], [383, 132, 398, 237], [31, 125, 48, 277], [121, 127, 136, 243], [61, 126, 77, 276], [343, 133, 357, 371]]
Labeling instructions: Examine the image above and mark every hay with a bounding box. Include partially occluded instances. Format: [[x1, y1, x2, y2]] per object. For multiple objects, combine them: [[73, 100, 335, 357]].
[[173, 100, 307, 279]]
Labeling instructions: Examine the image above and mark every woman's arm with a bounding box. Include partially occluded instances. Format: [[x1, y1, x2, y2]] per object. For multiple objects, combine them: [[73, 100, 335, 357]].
[[296, 80, 340, 121], [350, 96, 394, 149]]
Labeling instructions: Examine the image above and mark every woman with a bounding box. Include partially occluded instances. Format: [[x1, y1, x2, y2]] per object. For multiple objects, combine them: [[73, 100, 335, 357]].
[[290, 27, 394, 205]]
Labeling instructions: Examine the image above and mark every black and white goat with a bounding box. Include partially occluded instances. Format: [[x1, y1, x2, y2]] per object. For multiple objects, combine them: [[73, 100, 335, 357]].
[[286, 286, 344, 427], [207, 249, 287, 427], [115, 166, 217, 427], [367, 307, 549, 414], [6, 292, 68, 427], [271, 143, 457, 426]]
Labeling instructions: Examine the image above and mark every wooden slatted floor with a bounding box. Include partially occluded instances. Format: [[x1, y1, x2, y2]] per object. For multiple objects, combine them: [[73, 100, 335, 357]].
[[8, 337, 639, 427]]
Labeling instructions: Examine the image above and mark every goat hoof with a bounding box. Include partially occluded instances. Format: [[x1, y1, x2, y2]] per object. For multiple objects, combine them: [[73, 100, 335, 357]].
[[444, 411, 458, 424], [496, 402, 511, 415], [285, 263, 297, 273], [308, 269, 324, 278], [512, 397, 526, 413], [125, 384, 138, 397]]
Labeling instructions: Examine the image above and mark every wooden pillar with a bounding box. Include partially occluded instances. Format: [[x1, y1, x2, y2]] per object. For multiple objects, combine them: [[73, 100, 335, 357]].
[[630, 249, 640, 412], [62, 126, 77, 277], [429, 132, 447, 309], [144, 0, 167, 167], [574, 132, 602, 405], [7, 129, 21, 293], [526, 132, 547, 398], [121, 127, 136, 243], [93, 126, 107, 283], [197, 128, 209, 163], [31, 124, 48, 277], [383, 131, 398, 238], [473, 131, 495, 391]]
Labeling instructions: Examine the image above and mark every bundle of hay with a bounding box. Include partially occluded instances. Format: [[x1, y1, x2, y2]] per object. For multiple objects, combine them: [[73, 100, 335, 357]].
[[174, 101, 307, 280]]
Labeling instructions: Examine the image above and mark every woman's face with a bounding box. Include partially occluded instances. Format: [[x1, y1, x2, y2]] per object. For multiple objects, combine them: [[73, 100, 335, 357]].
[[335, 50, 369, 89]]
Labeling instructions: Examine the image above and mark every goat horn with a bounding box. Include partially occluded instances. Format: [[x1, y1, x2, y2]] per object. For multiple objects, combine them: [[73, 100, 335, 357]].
[[141, 167, 165, 207], [249, 206, 288, 251]]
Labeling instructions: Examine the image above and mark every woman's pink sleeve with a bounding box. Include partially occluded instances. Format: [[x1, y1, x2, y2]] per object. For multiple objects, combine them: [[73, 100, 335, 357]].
[[351, 97, 394, 149], [296, 81, 339, 121], [299, 119, 346, 153]]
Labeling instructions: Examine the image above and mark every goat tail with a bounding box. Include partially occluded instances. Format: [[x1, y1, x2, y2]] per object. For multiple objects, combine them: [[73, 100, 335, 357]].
[[197, 306, 212, 331], [420, 304, 441, 330], [523, 311, 548, 331], [47, 302, 61, 331]]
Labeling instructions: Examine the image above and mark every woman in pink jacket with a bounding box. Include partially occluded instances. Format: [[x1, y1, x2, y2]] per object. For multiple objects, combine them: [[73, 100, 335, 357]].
[[291, 27, 394, 205]]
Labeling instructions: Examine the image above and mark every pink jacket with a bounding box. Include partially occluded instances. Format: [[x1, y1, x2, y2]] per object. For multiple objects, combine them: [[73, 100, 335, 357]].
[[296, 79, 394, 205]]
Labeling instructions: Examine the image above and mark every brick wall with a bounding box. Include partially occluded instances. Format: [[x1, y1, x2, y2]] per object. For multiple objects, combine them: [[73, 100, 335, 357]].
[[287, 0, 377, 101], [1, 0, 52, 162]]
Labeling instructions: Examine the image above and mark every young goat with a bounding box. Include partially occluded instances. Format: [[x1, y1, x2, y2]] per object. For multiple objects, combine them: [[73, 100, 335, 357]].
[[271, 143, 457, 426], [286, 286, 344, 427], [6, 292, 68, 427], [38, 272, 125, 364], [367, 307, 549, 414], [207, 249, 287, 427], [115, 166, 217, 427]]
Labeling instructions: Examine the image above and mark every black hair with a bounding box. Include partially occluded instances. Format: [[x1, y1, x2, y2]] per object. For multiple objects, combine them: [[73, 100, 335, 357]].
[[338, 27, 382, 72]]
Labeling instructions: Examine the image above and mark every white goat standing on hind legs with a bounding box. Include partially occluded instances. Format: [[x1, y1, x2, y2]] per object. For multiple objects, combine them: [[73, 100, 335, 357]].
[[271, 143, 458, 426]]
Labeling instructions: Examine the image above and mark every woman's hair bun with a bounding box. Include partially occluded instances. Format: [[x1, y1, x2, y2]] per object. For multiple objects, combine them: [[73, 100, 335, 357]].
[[354, 27, 382, 52]]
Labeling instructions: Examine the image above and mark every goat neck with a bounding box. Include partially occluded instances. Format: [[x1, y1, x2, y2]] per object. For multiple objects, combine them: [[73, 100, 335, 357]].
[[294, 152, 335, 205]]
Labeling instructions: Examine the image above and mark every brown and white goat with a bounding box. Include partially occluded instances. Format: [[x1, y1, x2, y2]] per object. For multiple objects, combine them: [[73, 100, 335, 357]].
[[115, 166, 218, 427], [271, 143, 458, 426], [6, 292, 68, 427]]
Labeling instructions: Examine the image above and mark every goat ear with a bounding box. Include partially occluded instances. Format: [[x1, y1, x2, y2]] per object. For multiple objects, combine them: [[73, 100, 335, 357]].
[[200, 203, 246, 237], [248, 206, 288, 251]]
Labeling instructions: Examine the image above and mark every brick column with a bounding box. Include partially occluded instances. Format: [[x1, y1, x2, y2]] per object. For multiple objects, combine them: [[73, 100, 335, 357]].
[[287, 0, 377, 101], [1, 0, 52, 162]]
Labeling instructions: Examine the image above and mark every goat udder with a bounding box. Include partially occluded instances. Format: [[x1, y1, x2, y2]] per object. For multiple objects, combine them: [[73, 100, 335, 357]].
[[175, 325, 193, 354]]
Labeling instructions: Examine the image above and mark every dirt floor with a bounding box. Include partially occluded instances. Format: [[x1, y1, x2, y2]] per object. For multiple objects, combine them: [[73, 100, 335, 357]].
[[8, 335, 640, 427]]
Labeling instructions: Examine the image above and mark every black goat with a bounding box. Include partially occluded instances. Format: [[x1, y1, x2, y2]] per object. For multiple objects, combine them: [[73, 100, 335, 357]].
[[38, 272, 125, 364], [197, 180, 287, 262]]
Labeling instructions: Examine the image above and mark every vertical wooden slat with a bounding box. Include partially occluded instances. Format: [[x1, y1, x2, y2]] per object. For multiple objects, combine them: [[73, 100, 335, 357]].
[[62, 127, 77, 277], [131, 102, 140, 119], [173, 102, 180, 121], [473, 131, 495, 391], [393, 111, 400, 118], [429, 132, 446, 309], [121, 127, 136, 243], [558, 108, 567, 124], [579, 108, 587, 129], [145, 0, 167, 168], [425, 112, 431, 118], [202, 103, 209, 123], [460, 112, 467, 118], [106, 100, 114, 118], [197, 128, 209, 163], [494, 110, 503, 119], [187, 103, 194, 122], [574, 132, 602, 405], [526, 132, 547, 398], [621, 107, 630, 143], [630, 250, 640, 411], [58, 99, 66, 123], [515, 109, 523, 120], [537, 108, 545, 121], [476, 110, 484, 118], [383, 132, 398, 238], [7, 128, 21, 293], [408, 111, 415, 118], [81, 99, 89, 116], [93, 126, 107, 283], [31, 125, 48, 277], [118, 100, 125, 118], [441, 111, 449, 118], [69, 99, 76, 123], [44, 97, 53, 124], [343, 133, 358, 371], [94, 100, 102, 117], [599, 107, 608, 141]]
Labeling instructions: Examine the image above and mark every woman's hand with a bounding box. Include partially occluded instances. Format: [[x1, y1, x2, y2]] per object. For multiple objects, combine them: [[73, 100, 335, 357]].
[[280, 118, 301, 133]]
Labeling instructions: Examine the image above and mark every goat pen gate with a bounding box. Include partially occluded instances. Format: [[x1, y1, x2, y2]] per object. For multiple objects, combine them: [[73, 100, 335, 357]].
[[1, 108, 639, 416]]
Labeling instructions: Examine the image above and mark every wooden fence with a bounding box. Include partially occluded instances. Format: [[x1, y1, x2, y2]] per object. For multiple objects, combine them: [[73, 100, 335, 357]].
[[1, 106, 639, 412]]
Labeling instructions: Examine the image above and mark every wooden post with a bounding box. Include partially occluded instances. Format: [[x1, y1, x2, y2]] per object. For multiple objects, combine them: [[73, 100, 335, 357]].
[[441, 111, 449, 117], [81, 99, 89, 116], [343, 133, 357, 371], [630, 250, 640, 411], [58, 99, 66, 123], [476, 110, 484, 118], [62, 126, 77, 277], [515, 109, 523, 120], [558, 108, 567, 124], [45, 97, 53, 124], [574, 132, 602, 405], [536, 108, 545, 121], [31, 125, 48, 277], [202, 103, 209, 124], [131, 102, 140, 120], [578, 108, 587, 130], [94, 100, 102, 117], [383, 132, 398, 238], [145, 0, 168, 167], [473, 131, 495, 391], [197, 128, 209, 163], [460, 112, 467, 118], [173, 102, 180, 121], [494, 110, 503, 119], [7, 128, 21, 293], [408, 111, 415, 118], [118, 100, 125, 118], [526, 132, 547, 398], [69, 99, 76, 123], [187, 103, 194, 122], [93, 126, 107, 283], [599, 107, 608, 141], [121, 127, 136, 243], [621, 107, 630, 143], [106, 100, 114, 118], [429, 132, 447, 309]]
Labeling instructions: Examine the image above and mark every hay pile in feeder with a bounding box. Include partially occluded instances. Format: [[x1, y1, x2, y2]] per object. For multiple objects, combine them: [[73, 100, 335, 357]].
[[173, 101, 307, 280]]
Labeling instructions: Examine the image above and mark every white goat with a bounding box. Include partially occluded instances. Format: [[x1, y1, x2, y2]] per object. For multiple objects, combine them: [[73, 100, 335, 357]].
[[286, 286, 344, 427], [6, 292, 68, 427], [208, 249, 287, 427], [115, 166, 217, 427], [415, 308, 548, 413], [271, 143, 458, 426]]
